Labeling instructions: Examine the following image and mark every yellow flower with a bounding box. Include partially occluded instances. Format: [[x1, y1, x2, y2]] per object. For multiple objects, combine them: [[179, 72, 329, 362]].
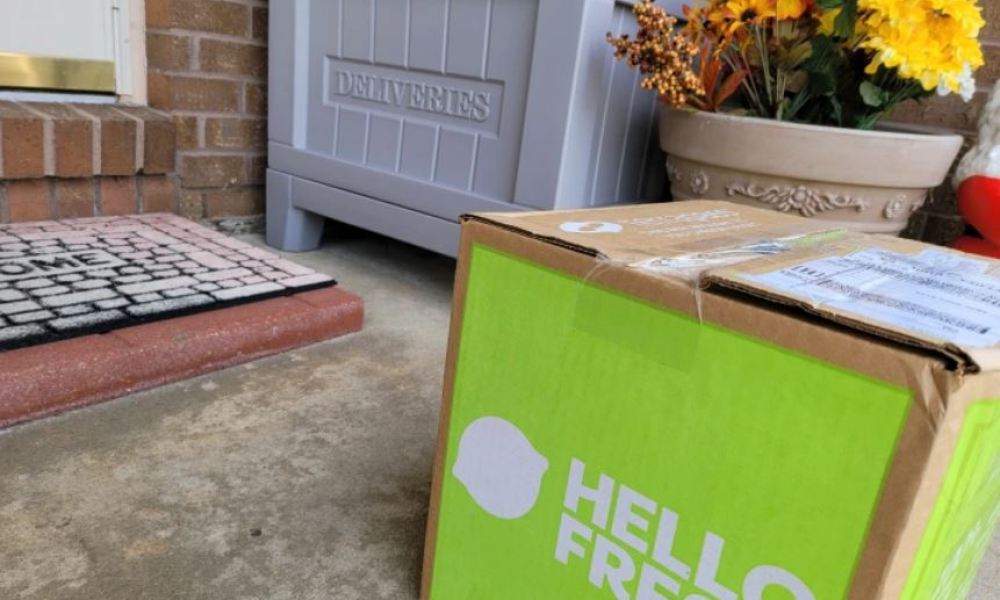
[[707, 0, 774, 37], [859, 0, 985, 100], [778, 0, 811, 20], [682, 3, 713, 43], [818, 7, 841, 35], [723, 0, 774, 21]]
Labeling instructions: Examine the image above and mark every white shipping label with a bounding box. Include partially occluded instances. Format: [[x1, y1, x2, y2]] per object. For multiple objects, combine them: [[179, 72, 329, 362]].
[[746, 248, 1000, 348]]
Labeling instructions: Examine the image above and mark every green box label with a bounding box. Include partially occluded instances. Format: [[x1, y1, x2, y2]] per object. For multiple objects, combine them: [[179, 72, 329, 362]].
[[431, 246, 911, 599]]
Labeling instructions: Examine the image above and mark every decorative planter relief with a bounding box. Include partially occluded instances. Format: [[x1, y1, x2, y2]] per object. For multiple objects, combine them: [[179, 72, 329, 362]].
[[659, 107, 964, 234], [690, 170, 710, 195], [724, 183, 867, 217]]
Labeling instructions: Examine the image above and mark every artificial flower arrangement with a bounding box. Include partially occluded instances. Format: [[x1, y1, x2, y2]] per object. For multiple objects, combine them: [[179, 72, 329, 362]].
[[608, 0, 986, 130]]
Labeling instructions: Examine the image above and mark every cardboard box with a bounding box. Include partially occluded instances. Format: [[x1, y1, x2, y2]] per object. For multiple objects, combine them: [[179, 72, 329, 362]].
[[421, 201, 1000, 600]]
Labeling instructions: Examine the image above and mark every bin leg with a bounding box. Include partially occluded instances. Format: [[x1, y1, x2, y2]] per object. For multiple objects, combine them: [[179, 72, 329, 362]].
[[266, 170, 325, 252]]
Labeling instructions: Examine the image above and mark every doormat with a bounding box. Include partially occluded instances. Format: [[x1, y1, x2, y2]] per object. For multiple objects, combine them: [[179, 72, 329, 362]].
[[0, 213, 335, 351]]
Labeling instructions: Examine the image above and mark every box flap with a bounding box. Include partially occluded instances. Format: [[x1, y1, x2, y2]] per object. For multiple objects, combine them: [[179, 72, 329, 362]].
[[466, 201, 839, 280], [705, 235, 1000, 373], [469, 201, 1000, 373]]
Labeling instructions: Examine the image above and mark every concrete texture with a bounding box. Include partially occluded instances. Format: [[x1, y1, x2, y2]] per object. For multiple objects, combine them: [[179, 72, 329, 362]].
[[0, 224, 997, 599]]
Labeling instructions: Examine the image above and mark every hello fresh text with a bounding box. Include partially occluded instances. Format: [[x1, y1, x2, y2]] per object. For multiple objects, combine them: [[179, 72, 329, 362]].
[[555, 459, 816, 600]]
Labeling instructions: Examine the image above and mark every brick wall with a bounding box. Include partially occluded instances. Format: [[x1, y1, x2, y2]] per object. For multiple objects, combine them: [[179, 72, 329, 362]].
[[886, 4, 1000, 244], [146, 0, 268, 222]]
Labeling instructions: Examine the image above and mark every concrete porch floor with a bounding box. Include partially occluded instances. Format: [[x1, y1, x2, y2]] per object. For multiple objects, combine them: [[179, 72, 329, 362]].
[[0, 225, 997, 599]]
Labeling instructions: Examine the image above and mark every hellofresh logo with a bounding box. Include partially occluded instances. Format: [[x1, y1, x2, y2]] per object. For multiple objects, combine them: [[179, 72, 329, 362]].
[[452, 419, 817, 600], [452, 417, 549, 519]]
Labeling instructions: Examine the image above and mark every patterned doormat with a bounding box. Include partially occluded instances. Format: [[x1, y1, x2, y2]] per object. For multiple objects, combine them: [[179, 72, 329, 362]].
[[0, 214, 334, 351]]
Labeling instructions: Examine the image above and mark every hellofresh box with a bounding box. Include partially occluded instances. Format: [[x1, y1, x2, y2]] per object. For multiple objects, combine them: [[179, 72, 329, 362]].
[[421, 201, 1000, 600]]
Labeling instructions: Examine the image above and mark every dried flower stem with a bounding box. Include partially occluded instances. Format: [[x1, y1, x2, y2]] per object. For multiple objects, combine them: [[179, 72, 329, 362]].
[[606, 0, 704, 107]]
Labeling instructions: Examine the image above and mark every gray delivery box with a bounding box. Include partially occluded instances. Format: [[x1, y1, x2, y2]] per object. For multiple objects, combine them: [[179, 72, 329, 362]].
[[267, 0, 663, 256]]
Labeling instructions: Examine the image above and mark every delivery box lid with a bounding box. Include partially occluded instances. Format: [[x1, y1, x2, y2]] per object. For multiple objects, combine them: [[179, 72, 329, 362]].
[[467, 201, 1000, 372], [705, 234, 1000, 373], [468, 201, 835, 268]]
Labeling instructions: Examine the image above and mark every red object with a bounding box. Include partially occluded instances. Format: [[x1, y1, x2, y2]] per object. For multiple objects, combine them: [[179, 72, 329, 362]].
[[951, 235, 1000, 259], [956, 175, 1000, 246], [0, 287, 363, 429]]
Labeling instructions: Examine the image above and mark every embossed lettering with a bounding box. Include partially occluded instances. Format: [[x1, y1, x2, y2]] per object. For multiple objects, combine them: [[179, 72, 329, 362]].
[[471, 92, 490, 122], [331, 66, 496, 125], [336, 70, 353, 95]]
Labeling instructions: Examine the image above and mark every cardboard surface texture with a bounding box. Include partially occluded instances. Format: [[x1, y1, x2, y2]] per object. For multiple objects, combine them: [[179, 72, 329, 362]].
[[423, 201, 1000, 600]]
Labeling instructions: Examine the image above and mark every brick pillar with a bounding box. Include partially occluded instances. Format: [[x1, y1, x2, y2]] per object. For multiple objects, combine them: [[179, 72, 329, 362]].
[[146, 0, 268, 222]]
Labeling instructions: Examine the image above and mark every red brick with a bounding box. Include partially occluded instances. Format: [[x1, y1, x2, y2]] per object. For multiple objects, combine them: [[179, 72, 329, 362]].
[[885, 91, 986, 133], [141, 175, 178, 213], [146, 0, 249, 37], [175, 116, 200, 150], [146, 0, 169, 27], [148, 73, 240, 113], [75, 105, 138, 176], [54, 179, 96, 218], [31, 103, 95, 178], [137, 109, 177, 174], [246, 83, 267, 115], [984, 2, 1000, 41], [252, 6, 268, 42], [180, 154, 246, 187], [978, 43, 1000, 87], [147, 72, 169, 107], [53, 120, 95, 177], [0, 102, 45, 179], [6, 179, 52, 222], [100, 177, 138, 216], [204, 186, 264, 217], [102, 122, 138, 175], [180, 189, 205, 220], [247, 154, 266, 185], [147, 32, 192, 71], [199, 39, 266, 78], [205, 117, 265, 150]]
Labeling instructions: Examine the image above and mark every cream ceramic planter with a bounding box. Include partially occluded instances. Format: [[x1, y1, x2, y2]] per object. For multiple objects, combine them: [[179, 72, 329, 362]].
[[658, 107, 964, 234]]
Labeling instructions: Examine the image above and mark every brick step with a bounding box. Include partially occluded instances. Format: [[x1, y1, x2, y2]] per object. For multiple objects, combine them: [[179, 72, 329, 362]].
[[3, 176, 179, 222], [0, 101, 176, 179]]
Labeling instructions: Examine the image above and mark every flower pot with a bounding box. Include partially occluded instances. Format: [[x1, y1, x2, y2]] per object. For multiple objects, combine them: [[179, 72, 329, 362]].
[[658, 107, 964, 234]]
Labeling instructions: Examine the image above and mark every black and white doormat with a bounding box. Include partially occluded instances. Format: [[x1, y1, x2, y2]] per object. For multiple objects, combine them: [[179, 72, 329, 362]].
[[0, 214, 334, 351]]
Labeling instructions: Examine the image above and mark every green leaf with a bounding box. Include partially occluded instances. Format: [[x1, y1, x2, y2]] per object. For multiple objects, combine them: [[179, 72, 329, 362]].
[[859, 81, 889, 107], [834, 0, 858, 38], [855, 112, 884, 130], [830, 96, 844, 126], [786, 87, 811, 121], [803, 36, 838, 96], [816, 0, 843, 8]]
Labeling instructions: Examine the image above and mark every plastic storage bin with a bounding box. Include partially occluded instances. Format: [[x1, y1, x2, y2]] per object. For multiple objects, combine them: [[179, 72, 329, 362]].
[[267, 0, 664, 256]]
